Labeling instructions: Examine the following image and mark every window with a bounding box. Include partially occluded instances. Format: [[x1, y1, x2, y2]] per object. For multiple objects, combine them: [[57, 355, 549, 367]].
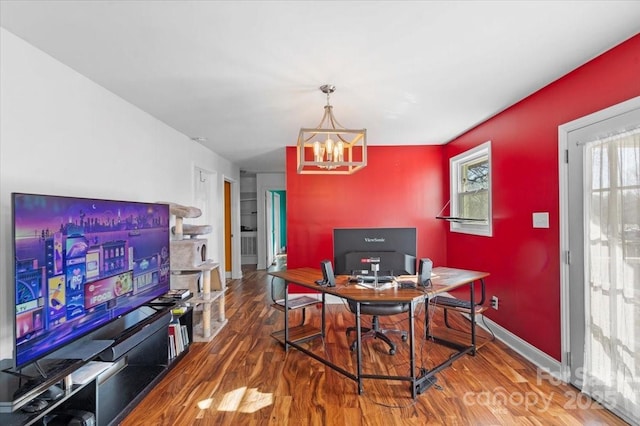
[[449, 141, 492, 236]]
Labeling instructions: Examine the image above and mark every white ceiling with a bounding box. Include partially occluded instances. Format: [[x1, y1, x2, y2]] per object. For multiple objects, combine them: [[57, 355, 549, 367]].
[[2, 1, 639, 173]]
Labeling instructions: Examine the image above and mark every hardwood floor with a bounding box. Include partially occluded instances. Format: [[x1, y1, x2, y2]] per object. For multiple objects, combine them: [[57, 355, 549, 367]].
[[122, 268, 627, 425]]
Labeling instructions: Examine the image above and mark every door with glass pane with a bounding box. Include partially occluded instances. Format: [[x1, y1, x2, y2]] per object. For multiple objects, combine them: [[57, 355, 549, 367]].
[[567, 106, 640, 424]]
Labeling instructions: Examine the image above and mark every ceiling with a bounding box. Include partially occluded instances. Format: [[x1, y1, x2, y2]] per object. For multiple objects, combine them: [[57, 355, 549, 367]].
[[2, 1, 639, 173]]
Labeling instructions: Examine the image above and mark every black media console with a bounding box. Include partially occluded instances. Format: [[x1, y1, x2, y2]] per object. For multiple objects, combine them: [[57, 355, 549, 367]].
[[0, 302, 192, 426]]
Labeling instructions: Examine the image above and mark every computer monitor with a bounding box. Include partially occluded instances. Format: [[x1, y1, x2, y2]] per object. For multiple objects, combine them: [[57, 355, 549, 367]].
[[333, 228, 417, 276]]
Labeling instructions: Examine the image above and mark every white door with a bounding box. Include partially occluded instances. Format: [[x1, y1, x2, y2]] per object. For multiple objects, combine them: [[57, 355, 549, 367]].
[[565, 102, 640, 424], [265, 190, 274, 266], [193, 167, 218, 263], [273, 192, 281, 255]]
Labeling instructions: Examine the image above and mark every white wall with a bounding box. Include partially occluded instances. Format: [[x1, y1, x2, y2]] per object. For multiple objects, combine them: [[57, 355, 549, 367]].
[[0, 29, 241, 362], [256, 173, 285, 270]]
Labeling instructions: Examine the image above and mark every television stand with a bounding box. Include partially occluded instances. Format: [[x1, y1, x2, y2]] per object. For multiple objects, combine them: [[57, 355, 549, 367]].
[[0, 303, 187, 425], [1, 358, 80, 381], [0, 358, 83, 412]]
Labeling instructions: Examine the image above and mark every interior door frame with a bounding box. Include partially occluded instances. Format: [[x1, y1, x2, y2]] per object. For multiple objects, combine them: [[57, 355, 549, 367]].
[[224, 179, 232, 278], [225, 176, 241, 279], [256, 182, 285, 270], [558, 95, 640, 382]]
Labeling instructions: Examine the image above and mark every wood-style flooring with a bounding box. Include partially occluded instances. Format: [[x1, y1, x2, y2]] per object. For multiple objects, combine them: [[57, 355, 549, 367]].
[[122, 267, 627, 425]]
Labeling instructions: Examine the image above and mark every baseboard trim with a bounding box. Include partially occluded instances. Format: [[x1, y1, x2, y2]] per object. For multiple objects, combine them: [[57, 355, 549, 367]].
[[475, 314, 562, 380]]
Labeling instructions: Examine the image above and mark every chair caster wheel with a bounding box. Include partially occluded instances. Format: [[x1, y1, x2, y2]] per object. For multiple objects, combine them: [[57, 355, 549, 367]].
[[401, 334, 408, 342], [389, 348, 396, 355], [350, 343, 356, 352]]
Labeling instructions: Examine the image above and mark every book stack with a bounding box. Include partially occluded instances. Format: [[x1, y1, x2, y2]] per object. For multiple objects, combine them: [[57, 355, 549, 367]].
[[168, 322, 190, 359], [165, 288, 191, 300]]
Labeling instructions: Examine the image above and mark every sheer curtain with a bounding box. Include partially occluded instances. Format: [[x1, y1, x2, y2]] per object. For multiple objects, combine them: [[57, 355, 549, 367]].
[[583, 127, 640, 423]]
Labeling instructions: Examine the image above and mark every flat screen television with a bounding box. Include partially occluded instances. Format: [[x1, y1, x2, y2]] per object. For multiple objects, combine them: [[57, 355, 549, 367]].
[[11, 193, 171, 370], [333, 227, 417, 276]]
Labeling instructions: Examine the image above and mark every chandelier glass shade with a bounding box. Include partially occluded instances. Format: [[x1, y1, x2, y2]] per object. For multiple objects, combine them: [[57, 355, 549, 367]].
[[297, 85, 367, 174]]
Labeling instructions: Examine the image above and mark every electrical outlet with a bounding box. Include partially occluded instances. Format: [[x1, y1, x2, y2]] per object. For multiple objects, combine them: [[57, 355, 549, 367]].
[[491, 296, 499, 310]]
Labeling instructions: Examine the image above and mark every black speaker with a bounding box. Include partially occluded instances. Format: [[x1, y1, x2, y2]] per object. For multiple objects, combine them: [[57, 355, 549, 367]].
[[98, 310, 170, 362], [319, 259, 336, 287], [418, 258, 433, 286]]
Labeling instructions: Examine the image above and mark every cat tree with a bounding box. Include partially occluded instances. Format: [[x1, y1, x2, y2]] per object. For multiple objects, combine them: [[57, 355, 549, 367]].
[[168, 202, 227, 342]]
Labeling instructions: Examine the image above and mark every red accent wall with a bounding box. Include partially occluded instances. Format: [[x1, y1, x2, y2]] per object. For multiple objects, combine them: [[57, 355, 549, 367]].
[[285, 33, 640, 360], [444, 33, 640, 360], [286, 145, 447, 276]]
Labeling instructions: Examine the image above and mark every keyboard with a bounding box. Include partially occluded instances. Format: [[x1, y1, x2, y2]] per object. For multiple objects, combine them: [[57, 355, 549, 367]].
[[431, 296, 473, 309], [358, 275, 394, 283]]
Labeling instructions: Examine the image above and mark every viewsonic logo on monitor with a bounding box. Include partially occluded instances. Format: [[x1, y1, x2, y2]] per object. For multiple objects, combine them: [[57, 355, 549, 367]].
[[364, 237, 385, 243]]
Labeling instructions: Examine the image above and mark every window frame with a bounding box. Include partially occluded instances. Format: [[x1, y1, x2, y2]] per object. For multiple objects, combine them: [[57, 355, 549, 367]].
[[449, 141, 493, 236]]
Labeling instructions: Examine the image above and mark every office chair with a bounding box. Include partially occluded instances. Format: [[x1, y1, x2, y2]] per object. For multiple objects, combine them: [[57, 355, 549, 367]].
[[345, 302, 410, 355]]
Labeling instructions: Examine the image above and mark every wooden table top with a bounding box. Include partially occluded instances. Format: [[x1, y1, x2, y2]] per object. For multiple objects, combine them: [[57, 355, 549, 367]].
[[269, 266, 489, 303]]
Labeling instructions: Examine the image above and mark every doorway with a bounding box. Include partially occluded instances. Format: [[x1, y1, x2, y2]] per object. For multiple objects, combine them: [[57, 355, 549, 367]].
[[265, 190, 286, 268], [560, 96, 640, 424], [224, 180, 232, 278], [192, 166, 218, 263]]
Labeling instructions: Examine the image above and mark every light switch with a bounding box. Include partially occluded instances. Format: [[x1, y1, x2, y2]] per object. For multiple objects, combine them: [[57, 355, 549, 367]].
[[533, 212, 549, 228]]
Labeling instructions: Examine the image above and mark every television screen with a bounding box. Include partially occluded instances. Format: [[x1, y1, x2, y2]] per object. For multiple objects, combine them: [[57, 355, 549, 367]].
[[12, 193, 171, 369], [333, 227, 417, 276]]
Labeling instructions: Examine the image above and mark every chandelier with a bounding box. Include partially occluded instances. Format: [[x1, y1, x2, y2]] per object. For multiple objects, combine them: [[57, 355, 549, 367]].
[[297, 84, 367, 174]]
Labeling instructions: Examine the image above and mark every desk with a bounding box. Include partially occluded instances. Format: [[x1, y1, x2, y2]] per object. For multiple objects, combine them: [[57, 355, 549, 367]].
[[269, 266, 489, 399]]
